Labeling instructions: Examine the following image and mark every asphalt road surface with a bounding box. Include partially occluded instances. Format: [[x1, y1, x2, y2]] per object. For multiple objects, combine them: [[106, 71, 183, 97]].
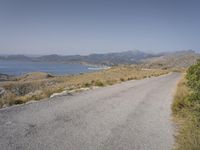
[[0, 73, 181, 150]]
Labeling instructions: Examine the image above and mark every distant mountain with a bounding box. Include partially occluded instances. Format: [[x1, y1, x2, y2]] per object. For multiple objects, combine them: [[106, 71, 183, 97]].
[[0, 50, 199, 67], [0, 50, 155, 65], [0, 55, 31, 61], [82, 50, 155, 65], [141, 50, 200, 68]]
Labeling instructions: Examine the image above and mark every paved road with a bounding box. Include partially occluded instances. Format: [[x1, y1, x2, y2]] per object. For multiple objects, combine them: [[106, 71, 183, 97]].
[[0, 73, 181, 150]]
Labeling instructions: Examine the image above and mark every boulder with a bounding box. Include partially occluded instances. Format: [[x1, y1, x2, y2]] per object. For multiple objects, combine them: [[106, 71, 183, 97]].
[[0, 87, 5, 96]]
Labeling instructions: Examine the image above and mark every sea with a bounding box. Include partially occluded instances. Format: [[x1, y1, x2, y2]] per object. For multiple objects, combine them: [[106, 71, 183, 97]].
[[0, 60, 106, 76]]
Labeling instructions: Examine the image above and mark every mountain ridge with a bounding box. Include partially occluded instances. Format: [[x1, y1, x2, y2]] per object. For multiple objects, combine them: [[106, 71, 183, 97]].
[[0, 50, 199, 67]]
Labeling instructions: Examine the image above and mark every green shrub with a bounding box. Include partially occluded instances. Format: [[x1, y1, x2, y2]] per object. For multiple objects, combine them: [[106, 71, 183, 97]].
[[12, 99, 24, 105], [94, 80, 104, 87], [83, 83, 91, 87], [186, 59, 200, 94], [120, 78, 125, 81]]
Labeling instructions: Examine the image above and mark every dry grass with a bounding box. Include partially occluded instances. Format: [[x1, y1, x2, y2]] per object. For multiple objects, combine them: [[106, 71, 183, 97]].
[[172, 76, 200, 150], [172, 76, 190, 114], [0, 65, 168, 108]]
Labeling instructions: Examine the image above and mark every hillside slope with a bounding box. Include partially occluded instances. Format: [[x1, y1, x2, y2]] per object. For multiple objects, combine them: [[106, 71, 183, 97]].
[[141, 50, 200, 69]]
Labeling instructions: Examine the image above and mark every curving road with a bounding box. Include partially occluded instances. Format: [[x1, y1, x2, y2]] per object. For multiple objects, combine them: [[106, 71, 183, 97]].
[[0, 73, 181, 150]]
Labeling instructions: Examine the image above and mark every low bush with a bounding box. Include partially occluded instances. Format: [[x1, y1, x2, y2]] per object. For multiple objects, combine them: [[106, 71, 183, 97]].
[[83, 82, 91, 87], [120, 78, 125, 82], [94, 80, 104, 87]]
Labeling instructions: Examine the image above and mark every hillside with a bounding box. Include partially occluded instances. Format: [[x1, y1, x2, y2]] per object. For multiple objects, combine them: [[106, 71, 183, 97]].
[[141, 50, 200, 69], [0, 66, 168, 108]]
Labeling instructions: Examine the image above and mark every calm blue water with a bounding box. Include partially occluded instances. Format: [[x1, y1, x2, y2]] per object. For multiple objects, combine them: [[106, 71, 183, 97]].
[[0, 60, 99, 76]]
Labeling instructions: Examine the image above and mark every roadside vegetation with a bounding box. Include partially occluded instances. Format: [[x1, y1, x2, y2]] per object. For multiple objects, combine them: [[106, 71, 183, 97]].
[[172, 59, 200, 150], [0, 65, 168, 108]]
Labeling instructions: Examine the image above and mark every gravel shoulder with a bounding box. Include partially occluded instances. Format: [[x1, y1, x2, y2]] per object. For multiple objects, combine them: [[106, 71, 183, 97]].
[[0, 73, 181, 150]]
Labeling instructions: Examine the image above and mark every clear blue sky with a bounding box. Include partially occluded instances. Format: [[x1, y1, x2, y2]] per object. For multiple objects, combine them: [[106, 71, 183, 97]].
[[0, 0, 199, 55]]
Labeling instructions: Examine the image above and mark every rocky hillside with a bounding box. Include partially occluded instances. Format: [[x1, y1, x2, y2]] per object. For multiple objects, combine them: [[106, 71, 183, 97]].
[[141, 50, 200, 69]]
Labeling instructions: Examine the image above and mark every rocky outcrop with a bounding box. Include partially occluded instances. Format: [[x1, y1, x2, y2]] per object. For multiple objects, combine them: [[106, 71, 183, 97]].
[[0, 74, 10, 81], [0, 87, 5, 96]]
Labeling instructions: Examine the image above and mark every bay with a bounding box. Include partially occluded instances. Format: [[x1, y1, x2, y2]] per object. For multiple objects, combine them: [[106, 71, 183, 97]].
[[0, 60, 102, 76]]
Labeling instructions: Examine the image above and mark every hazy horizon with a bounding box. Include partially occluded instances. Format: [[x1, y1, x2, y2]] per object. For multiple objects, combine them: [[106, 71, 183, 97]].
[[0, 0, 200, 55], [0, 49, 198, 57]]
